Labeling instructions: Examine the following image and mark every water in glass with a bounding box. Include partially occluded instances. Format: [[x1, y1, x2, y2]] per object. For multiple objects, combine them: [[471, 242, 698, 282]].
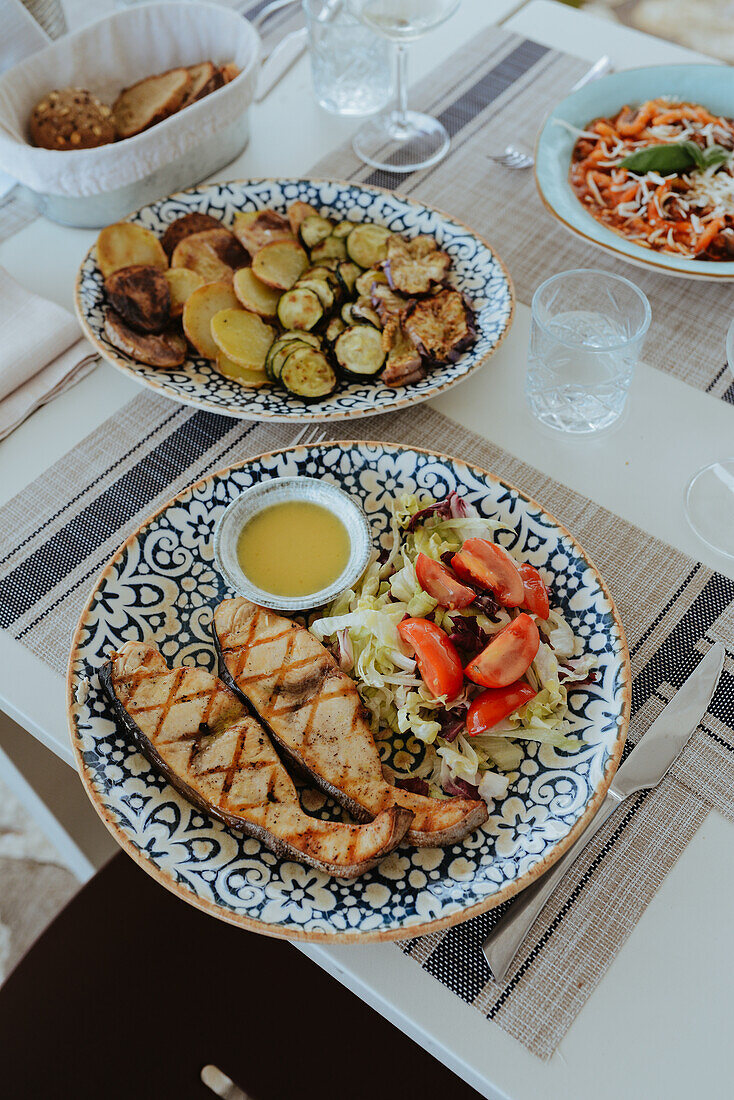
[[526, 270, 651, 435], [306, 1, 393, 116]]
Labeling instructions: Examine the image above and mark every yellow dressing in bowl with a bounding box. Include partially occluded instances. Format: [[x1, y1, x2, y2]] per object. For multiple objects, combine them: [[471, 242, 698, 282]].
[[236, 500, 351, 599]]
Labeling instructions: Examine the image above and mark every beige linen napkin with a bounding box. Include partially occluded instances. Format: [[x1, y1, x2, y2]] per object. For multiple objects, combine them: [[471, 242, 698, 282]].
[[0, 267, 97, 441]]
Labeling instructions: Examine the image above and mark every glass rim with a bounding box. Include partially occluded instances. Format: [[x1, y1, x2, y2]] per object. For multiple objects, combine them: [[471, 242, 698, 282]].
[[531, 268, 652, 352]]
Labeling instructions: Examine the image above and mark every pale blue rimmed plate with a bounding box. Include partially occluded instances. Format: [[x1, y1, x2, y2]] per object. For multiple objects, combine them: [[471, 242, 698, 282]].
[[67, 442, 630, 943], [536, 64, 734, 280]]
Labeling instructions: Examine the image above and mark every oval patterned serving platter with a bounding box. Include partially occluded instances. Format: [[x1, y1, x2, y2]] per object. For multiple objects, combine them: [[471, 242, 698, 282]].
[[74, 178, 514, 422], [67, 443, 630, 943]]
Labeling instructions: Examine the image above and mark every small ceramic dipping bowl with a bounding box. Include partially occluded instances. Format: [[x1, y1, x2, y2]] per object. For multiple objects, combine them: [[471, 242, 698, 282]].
[[213, 476, 372, 613]]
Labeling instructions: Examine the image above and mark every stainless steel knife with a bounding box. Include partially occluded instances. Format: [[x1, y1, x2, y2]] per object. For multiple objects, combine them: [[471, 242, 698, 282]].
[[483, 642, 725, 982]]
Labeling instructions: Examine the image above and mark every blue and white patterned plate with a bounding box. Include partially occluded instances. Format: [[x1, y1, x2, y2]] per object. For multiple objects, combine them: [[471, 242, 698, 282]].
[[67, 443, 630, 943], [74, 178, 515, 422]]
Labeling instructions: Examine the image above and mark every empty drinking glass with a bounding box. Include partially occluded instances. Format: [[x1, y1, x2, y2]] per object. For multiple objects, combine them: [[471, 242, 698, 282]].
[[526, 269, 651, 434], [305, 0, 393, 117]]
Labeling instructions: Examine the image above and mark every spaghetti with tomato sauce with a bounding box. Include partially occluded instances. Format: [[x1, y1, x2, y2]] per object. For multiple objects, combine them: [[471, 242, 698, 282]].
[[569, 97, 734, 260]]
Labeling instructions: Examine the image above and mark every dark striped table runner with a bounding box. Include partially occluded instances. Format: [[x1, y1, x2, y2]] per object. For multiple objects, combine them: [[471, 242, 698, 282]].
[[0, 394, 732, 1059], [312, 29, 734, 404]]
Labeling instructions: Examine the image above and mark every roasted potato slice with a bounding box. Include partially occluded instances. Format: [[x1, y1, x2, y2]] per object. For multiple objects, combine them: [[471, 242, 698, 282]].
[[182, 281, 239, 359], [232, 209, 294, 254], [171, 228, 248, 284], [165, 268, 205, 318], [233, 267, 281, 319], [287, 201, 319, 236], [216, 351, 271, 387], [104, 264, 170, 333], [96, 223, 167, 279], [161, 212, 222, 257], [252, 239, 308, 291], [210, 308, 275, 370], [104, 309, 186, 368]]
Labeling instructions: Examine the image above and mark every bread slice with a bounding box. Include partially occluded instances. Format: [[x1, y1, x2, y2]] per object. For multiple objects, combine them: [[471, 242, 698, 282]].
[[113, 67, 191, 140], [180, 61, 223, 108]]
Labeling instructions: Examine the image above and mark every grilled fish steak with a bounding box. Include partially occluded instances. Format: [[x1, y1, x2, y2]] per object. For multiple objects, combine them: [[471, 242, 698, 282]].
[[213, 599, 488, 847], [100, 641, 411, 878]]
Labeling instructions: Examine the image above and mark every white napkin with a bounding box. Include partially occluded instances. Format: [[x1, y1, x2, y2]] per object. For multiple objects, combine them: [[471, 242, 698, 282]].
[[0, 267, 97, 441]]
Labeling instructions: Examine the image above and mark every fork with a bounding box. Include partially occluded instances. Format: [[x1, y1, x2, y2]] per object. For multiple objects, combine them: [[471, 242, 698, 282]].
[[487, 55, 613, 171], [290, 424, 328, 446]]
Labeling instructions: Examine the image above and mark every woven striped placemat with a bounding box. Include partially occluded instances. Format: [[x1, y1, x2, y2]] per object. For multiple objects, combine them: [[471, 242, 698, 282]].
[[311, 29, 734, 404], [0, 394, 732, 1060]]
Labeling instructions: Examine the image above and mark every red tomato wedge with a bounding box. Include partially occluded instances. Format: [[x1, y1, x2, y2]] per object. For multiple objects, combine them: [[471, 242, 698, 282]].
[[397, 617, 464, 700], [415, 553, 475, 610], [518, 562, 550, 619], [466, 682, 537, 736], [464, 613, 540, 689], [451, 539, 524, 607]]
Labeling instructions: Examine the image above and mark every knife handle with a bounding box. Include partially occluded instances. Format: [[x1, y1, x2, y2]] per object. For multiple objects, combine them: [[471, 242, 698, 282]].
[[483, 787, 623, 982]]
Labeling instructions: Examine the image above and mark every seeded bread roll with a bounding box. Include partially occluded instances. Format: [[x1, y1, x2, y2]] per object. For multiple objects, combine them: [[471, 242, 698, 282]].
[[29, 88, 117, 151]]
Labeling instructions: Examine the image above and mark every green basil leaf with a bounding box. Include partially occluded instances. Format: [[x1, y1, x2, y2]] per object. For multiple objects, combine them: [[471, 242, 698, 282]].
[[620, 141, 700, 174], [703, 144, 729, 169]]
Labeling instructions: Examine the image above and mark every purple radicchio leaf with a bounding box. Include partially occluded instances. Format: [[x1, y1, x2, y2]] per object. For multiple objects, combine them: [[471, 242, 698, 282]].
[[394, 776, 430, 796]]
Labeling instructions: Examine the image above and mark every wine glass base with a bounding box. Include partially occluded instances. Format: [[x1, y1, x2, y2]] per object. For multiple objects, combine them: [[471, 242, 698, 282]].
[[352, 110, 450, 172], [684, 457, 734, 558]]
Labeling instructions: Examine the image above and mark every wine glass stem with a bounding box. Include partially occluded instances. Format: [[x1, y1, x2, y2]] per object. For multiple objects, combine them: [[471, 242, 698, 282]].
[[394, 42, 410, 130]]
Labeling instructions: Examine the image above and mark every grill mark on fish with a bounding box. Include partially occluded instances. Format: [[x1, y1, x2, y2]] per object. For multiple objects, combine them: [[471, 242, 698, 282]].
[[100, 640, 411, 877], [214, 598, 489, 847]]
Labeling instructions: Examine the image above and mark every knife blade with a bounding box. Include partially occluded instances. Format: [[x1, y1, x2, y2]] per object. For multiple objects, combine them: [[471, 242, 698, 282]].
[[483, 642, 724, 982]]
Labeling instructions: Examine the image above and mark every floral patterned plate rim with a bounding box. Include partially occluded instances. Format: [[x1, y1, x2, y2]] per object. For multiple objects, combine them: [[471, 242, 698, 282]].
[[67, 442, 630, 943], [74, 177, 515, 422]]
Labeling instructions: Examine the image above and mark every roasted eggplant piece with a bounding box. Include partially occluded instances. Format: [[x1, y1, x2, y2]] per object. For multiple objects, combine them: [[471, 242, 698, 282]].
[[213, 598, 489, 847], [160, 211, 222, 257], [104, 264, 171, 333], [385, 234, 451, 295], [370, 282, 407, 324], [104, 309, 186, 367], [380, 316, 425, 387], [403, 288, 477, 363], [101, 641, 411, 878]]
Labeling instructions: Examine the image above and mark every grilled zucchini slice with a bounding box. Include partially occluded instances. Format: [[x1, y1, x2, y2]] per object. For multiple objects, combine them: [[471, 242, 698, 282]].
[[265, 331, 320, 381], [332, 220, 356, 239], [281, 346, 337, 401], [299, 215, 334, 249], [325, 316, 346, 344], [334, 325, 386, 379], [352, 297, 382, 328], [277, 286, 324, 330], [310, 235, 348, 263], [346, 224, 391, 268], [337, 261, 361, 295], [296, 276, 336, 311]]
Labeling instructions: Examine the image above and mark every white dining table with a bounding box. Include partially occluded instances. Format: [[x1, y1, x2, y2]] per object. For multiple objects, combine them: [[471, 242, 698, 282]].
[[1, 1, 733, 1096]]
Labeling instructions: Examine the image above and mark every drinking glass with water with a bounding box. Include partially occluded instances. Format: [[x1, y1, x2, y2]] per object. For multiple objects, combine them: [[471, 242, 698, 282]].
[[304, 0, 393, 116], [526, 269, 651, 434]]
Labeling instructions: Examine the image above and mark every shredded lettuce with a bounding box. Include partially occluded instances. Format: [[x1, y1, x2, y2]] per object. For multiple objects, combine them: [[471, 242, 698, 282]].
[[311, 490, 594, 797]]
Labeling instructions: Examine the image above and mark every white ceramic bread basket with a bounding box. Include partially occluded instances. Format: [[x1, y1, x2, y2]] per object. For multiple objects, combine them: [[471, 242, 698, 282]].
[[0, 1, 260, 227]]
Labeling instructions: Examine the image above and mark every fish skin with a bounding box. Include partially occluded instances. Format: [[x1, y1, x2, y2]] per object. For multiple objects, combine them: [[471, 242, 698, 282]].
[[213, 598, 488, 847], [100, 640, 412, 878]]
